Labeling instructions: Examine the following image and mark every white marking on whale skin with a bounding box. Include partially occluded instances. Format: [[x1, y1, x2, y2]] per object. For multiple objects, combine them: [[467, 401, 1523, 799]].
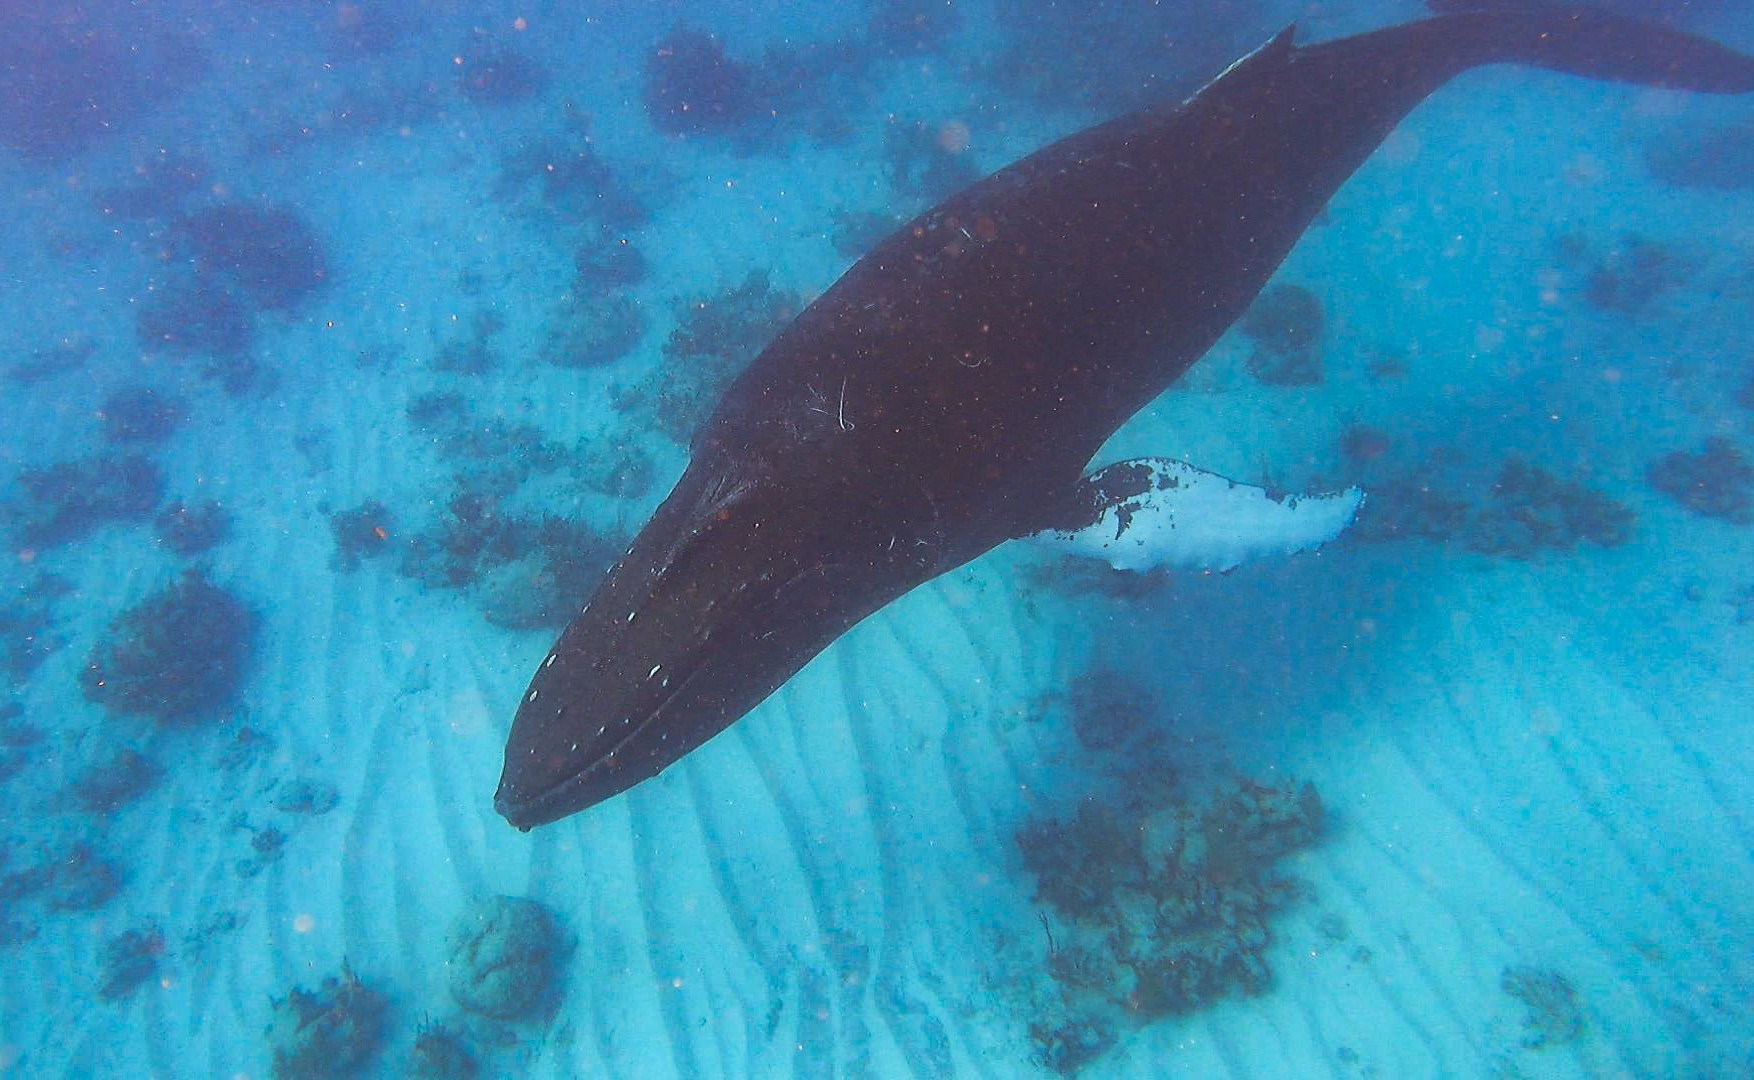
[[1030, 458, 1363, 573], [1183, 24, 1295, 106]]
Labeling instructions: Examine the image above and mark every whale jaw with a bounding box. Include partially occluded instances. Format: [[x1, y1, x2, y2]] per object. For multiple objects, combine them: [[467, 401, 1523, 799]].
[[493, 461, 931, 829]]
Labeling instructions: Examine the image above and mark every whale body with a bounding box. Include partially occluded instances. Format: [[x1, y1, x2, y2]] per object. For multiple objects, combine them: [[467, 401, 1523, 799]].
[[495, 9, 1754, 830]]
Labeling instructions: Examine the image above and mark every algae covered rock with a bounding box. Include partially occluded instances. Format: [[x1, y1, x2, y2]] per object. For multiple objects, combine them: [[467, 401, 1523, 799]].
[[1501, 964, 1586, 1047], [97, 923, 165, 1001], [445, 895, 572, 1019], [264, 963, 388, 1079], [407, 1019, 479, 1079], [1018, 775, 1328, 1074], [81, 570, 257, 724]]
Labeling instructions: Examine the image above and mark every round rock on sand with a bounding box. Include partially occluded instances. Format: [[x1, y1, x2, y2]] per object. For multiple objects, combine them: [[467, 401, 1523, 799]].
[[445, 895, 572, 1020]]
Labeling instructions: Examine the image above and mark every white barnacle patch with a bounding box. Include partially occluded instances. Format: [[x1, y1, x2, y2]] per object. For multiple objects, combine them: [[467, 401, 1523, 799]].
[[647, 664, 661, 679], [544, 654, 556, 668], [597, 725, 606, 736], [526, 689, 538, 703], [627, 610, 637, 623]]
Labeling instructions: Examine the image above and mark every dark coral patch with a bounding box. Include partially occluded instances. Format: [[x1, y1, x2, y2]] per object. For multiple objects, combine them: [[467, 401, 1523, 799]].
[[1647, 437, 1754, 524], [329, 500, 396, 572], [1351, 455, 1633, 557], [12, 454, 164, 548], [1018, 775, 1325, 1074], [390, 478, 617, 631], [82, 572, 258, 725], [0, 575, 69, 690], [615, 269, 798, 441], [136, 275, 257, 357], [100, 385, 185, 445], [1501, 965, 1587, 1048], [1338, 424, 1391, 466], [407, 391, 469, 435], [581, 443, 655, 500], [179, 203, 330, 312], [540, 294, 646, 370], [70, 748, 163, 814], [643, 28, 764, 137], [574, 236, 649, 293], [96, 153, 211, 221], [1645, 121, 1754, 192], [494, 110, 658, 231], [1581, 234, 1688, 314], [0, 13, 204, 162], [407, 1022, 479, 1079], [265, 964, 389, 1079], [1472, 457, 1635, 557], [46, 843, 124, 912], [7, 338, 93, 385], [99, 924, 167, 1001], [433, 310, 504, 375], [154, 499, 234, 557], [471, 515, 619, 632], [1065, 669, 1159, 754]]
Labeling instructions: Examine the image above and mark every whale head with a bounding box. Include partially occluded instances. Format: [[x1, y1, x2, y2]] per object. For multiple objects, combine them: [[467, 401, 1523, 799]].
[[493, 455, 932, 829]]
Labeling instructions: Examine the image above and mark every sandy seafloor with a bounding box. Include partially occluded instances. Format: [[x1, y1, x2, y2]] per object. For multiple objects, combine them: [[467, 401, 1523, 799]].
[[2, 0, 1753, 1077]]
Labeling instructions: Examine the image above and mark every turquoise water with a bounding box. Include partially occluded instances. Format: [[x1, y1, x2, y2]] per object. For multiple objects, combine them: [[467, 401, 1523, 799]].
[[2, 1, 1752, 1077]]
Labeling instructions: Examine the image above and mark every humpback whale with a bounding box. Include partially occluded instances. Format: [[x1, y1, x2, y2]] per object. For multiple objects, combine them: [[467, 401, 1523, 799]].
[[495, 8, 1754, 829]]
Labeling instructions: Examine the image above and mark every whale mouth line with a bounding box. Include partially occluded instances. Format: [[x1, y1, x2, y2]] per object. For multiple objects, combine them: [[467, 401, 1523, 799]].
[[495, 770, 588, 831], [496, 652, 713, 828], [495, 710, 659, 827]]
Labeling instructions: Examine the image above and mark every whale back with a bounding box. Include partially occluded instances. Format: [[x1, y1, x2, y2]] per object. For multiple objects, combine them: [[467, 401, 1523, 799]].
[[495, 10, 1754, 829]]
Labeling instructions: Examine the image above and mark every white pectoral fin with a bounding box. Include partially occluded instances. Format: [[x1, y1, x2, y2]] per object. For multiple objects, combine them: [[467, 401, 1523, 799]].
[[1027, 458, 1364, 573]]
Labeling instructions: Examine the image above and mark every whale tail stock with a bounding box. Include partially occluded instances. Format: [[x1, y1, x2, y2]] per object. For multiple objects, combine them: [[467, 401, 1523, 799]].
[[1353, 5, 1754, 96], [1258, 5, 1754, 173]]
